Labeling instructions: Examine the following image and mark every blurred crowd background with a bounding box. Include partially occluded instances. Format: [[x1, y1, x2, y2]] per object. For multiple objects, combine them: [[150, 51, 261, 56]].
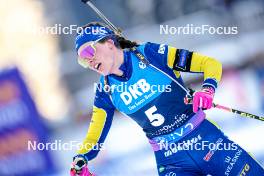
[[0, 0, 264, 175]]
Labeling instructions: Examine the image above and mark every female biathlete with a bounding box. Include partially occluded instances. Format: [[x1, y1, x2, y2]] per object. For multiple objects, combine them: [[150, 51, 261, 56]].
[[70, 22, 264, 176]]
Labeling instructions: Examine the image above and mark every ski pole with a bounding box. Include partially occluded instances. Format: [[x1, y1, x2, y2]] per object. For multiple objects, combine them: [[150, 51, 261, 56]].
[[212, 103, 264, 121], [184, 95, 264, 122], [81, 0, 123, 36]]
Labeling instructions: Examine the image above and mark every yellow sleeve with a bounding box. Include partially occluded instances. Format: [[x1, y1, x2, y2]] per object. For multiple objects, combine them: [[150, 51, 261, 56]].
[[166, 46, 222, 89], [190, 52, 222, 83], [167, 46, 177, 68], [78, 105, 114, 160]]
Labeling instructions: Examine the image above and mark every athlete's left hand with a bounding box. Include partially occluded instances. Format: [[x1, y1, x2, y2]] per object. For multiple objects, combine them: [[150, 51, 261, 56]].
[[192, 87, 215, 113]]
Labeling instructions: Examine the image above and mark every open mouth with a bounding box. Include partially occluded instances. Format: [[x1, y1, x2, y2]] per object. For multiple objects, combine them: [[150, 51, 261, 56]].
[[94, 63, 102, 70]]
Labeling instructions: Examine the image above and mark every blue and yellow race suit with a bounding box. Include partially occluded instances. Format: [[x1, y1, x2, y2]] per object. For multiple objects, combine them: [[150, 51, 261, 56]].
[[77, 42, 264, 175]]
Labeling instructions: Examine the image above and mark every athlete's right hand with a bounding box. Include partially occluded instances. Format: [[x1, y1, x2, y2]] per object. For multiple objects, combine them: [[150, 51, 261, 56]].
[[192, 87, 215, 113], [70, 154, 95, 176]]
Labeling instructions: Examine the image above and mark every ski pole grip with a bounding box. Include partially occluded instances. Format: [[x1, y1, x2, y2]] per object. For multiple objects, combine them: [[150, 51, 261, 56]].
[[81, 0, 91, 3]]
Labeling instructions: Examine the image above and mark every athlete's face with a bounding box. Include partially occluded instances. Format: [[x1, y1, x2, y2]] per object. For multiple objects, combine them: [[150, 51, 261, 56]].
[[77, 39, 116, 76]]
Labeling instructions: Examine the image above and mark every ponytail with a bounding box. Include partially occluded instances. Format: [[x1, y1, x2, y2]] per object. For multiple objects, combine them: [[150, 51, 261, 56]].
[[115, 36, 139, 49]]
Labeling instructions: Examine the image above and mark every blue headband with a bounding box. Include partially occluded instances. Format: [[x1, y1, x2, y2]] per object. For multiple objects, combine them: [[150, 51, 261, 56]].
[[75, 24, 115, 51]]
